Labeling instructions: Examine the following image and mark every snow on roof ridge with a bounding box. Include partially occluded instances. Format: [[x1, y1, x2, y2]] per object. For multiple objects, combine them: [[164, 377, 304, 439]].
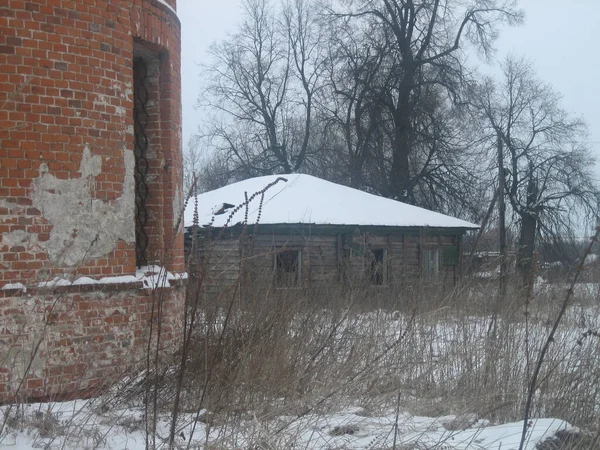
[[184, 173, 479, 229]]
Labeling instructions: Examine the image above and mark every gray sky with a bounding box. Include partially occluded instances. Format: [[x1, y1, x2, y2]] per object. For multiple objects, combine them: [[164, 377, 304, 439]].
[[179, 0, 242, 148], [178, 0, 600, 177]]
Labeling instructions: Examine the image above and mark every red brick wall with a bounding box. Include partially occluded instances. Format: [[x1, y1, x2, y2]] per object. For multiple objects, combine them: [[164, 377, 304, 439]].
[[0, 0, 184, 287], [0, 0, 185, 400], [0, 283, 185, 402]]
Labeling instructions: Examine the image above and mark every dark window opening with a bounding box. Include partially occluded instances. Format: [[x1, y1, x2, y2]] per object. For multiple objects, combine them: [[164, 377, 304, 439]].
[[371, 248, 386, 285], [132, 41, 165, 269], [275, 249, 301, 286], [133, 56, 150, 268], [442, 246, 459, 266]]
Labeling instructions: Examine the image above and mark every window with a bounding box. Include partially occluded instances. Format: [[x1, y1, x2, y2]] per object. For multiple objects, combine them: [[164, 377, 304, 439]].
[[423, 248, 440, 275], [133, 55, 151, 267], [370, 248, 387, 285], [442, 246, 459, 267], [133, 43, 165, 268], [274, 249, 302, 286]]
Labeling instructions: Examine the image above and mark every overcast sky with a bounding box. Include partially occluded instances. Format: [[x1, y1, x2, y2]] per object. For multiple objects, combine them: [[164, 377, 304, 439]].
[[177, 0, 600, 177]]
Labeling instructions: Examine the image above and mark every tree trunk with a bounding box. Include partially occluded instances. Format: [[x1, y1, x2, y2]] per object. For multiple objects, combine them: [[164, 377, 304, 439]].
[[517, 164, 539, 290], [349, 159, 362, 189], [389, 63, 416, 202], [497, 134, 507, 300], [390, 110, 412, 202], [517, 213, 537, 289]]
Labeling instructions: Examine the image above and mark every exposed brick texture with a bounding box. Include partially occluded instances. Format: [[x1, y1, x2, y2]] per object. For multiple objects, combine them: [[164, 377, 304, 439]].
[[0, 0, 184, 285], [0, 284, 185, 402], [0, 0, 185, 400]]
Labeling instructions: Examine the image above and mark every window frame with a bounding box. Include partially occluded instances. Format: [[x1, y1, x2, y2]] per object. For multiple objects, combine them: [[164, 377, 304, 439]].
[[370, 248, 388, 285], [273, 248, 303, 287], [423, 248, 440, 276]]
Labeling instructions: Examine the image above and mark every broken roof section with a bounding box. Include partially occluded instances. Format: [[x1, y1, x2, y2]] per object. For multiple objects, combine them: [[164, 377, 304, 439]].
[[184, 174, 479, 230]]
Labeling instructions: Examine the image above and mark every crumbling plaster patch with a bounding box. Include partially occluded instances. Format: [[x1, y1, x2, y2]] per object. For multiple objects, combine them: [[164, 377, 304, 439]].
[[173, 184, 183, 228], [1, 230, 42, 259], [0, 198, 26, 216], [30, 144, 135, 266], [1, 296, 48, 383], [1, 229, 38, 247]]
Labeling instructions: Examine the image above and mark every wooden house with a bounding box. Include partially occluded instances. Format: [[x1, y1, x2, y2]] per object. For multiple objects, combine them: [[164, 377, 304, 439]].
[[184, 175, 479, 293]]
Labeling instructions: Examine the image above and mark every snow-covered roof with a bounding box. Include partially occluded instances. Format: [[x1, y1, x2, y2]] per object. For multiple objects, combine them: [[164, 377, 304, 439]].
[[184, 174, 479, 230]]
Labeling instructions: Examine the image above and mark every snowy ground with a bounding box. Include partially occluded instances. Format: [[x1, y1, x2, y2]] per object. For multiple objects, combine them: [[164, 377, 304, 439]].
[[0, 399, 577, 449], [1, 294, 597, 449]]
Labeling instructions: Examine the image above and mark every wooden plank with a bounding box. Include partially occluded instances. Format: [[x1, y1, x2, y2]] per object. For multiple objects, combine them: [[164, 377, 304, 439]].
[[188, 228, 468, 289]]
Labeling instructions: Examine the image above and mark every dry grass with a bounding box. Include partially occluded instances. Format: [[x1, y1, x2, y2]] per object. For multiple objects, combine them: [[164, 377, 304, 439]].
[[160, 236, 600, 448], [2, 224, 600, 448]]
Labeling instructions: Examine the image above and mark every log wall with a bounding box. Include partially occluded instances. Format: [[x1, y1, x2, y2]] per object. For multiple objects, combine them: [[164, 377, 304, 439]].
[[188, 226, 464, 293]]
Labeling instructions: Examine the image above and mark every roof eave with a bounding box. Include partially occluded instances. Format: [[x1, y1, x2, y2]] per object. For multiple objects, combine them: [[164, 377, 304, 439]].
[[185, 222, 479, 235]]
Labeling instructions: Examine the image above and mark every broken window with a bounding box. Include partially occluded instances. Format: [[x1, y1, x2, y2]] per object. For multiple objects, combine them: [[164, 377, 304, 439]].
[[274, 249, 302, 286], [423, 248, 440, 275], [370, 248, 387, 285]]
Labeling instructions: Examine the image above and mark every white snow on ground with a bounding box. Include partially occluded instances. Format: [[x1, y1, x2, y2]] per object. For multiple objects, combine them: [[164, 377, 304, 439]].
[[184, 174, 480, 229], [0, 305, 594, 449], [0, 400, 574, 449], [537, 280, 600, 302]]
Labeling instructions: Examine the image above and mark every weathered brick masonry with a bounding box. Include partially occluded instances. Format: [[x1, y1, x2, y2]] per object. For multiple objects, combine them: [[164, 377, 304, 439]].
[[0, 0, 185, 401], [0, 282, 184, 401]]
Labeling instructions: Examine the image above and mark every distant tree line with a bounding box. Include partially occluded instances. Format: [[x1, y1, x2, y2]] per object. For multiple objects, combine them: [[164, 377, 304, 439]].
[[188, 0, 600, 285]]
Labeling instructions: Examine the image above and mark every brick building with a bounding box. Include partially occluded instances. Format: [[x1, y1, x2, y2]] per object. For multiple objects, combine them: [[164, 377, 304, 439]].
[[0, 0, 185, 401]]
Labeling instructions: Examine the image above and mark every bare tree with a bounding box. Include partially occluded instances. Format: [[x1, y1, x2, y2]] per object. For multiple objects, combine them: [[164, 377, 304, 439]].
[[320, 17, 386, 188], [405, 89, 487, 217], [183, 135, 253, 194], [470, 56, 600, 286], [282, 0, 327, 167], [199, 0, 326, 176], [318, 12, 483, 217], [201, 0, 291, 174], [183, 137, 203, 194], [327, 0, 523, 202]]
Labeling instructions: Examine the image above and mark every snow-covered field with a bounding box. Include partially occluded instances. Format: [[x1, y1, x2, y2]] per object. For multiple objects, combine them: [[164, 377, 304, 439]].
[[1, 289, 598, 449], [0, 399, 578, 449]]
